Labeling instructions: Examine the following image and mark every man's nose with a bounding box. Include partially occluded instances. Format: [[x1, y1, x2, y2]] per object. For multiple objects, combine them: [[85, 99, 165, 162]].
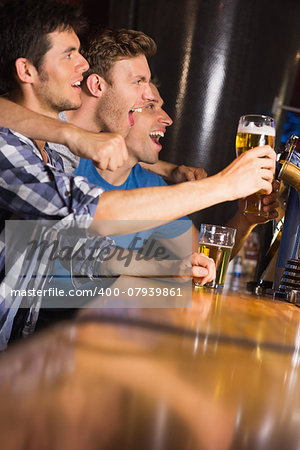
[[77, 54, 89, 74], [159, 110, 173, 127]]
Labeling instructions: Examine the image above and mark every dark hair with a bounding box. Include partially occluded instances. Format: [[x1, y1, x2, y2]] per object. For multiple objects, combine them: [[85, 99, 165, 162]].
[[80, 27, 157, 83], [0, 0, 86, 93]]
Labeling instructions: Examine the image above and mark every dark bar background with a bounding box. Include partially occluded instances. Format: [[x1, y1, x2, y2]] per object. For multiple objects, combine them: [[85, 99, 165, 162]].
[[72, 0, 300, 228]]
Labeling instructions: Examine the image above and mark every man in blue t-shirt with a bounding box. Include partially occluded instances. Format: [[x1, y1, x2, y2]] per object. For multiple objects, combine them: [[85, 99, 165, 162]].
[[49, 83, 197, 310], [75, 83, 197, 256]]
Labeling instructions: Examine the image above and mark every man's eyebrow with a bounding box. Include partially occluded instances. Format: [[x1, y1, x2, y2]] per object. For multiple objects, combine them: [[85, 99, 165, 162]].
[[146, 98, 159, 104], [62, 46, 77, 54], [155, 98, 165, 106], [134, 75, 148, 82]]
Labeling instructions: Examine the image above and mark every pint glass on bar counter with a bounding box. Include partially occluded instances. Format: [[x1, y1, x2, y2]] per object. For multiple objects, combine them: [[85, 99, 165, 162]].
[[236, 114, 276, 217], [196, 224, 236, 289]]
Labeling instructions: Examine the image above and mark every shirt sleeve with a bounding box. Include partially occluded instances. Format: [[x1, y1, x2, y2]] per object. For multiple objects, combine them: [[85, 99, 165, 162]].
[[0, 132, 102, 228]]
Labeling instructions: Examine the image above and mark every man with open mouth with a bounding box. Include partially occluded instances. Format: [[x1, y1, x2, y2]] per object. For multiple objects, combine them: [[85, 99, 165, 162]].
[[75, 81, 279, 257], [74, 82, 197, 256]]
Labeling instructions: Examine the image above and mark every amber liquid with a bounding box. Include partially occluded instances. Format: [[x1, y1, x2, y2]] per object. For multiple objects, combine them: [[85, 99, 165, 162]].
[[198, 243, 232, 289], [236, 132, 275, 217], [236, 132, 275, 155]]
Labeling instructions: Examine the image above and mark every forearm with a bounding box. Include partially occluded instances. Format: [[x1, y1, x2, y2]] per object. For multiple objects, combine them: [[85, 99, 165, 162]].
[[226, 211, 256, 258], [140, 160, 177, 179], [100, 247, 179, 277], [90, 145, 276, 236], [0, 98, 128, 168], [158, 225, 200, 259], [100, 248, 212, 283], [141, 160, 208, 183], [90, 175, 230, 236], [0, 97, 73, 145]]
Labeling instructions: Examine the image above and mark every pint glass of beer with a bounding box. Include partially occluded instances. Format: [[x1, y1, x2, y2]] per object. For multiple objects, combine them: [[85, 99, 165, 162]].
[[236, 114, 275, 217], [196, 224, 236, 289]]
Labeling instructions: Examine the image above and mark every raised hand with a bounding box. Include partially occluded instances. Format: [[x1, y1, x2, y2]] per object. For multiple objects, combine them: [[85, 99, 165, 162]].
[[171, 165, 207, 183], [217, 145, 276, 201], [66, 128, 128, 171], [239, 179, 280, 225]]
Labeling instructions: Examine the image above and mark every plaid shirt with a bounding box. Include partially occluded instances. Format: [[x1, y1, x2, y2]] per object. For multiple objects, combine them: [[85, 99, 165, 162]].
[[0, 128, 114, 349]]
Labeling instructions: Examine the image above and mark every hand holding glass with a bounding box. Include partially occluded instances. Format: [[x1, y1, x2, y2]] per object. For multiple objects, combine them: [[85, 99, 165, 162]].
[[236, 114, 276, 217], [196, 224, 236, 289]]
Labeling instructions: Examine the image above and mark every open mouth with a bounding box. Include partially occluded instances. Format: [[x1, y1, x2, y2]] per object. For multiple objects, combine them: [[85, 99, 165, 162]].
[[149, 131, 165, 147], [128, 110, 134, 127], [128, 107, 143, 128], [71, 81, 81, 91]]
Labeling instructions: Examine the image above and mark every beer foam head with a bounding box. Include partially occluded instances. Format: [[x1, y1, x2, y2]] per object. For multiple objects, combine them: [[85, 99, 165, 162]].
[[238, 123, 275, 136]]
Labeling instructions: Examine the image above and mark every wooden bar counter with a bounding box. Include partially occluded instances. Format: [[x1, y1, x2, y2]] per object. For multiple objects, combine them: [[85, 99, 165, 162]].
[[1, 277, 300, 449]]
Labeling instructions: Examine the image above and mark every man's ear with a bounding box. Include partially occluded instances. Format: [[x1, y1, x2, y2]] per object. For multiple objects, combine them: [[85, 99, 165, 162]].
[[85, 73, 107, 98], [14, 58, 37, 84]]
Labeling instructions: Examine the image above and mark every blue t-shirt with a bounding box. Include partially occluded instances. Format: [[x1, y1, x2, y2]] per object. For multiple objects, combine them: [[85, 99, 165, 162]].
[[74, 159, 191, 249], [75, 158, 167, 190], [44, 159, 192, 306]]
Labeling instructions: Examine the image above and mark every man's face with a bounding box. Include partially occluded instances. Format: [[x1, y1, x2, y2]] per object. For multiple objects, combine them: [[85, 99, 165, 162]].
[[97, 55, 154, 137], [125, 84, 173, 164], [32, 29, 89, 116]]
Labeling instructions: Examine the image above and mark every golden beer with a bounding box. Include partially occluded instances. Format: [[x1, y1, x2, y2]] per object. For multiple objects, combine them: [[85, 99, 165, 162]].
[[236, 117, 276, 217], [198, 243, 232, 289], [236, 132, 275, 156]]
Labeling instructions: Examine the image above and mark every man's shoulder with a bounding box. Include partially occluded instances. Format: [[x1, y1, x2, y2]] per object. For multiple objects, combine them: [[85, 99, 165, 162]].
[[0, 126, 16, 141], [0, 128, 59, 169], [131, 164, 167, 188], [0, 126, 9, 135], [0, 127, 31, 145], [0, 127, 33, 154]]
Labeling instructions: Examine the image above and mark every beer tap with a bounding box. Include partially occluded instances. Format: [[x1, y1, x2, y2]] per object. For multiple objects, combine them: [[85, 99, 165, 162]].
[[273, 134, 300, 304]]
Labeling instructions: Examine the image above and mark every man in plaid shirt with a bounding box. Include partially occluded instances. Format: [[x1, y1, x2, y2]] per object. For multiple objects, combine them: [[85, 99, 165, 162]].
[[0, 0, 120, 348]]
